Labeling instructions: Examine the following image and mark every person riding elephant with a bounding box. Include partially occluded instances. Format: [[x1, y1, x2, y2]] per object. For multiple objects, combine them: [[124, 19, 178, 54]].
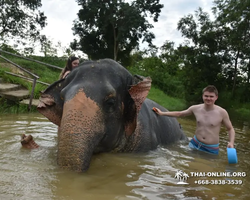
[[59, 56, 79, 79], [24, 59, 187, 172]]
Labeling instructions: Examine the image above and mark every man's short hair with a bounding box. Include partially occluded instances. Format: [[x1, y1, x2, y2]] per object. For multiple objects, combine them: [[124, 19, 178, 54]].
[[202, 85, 218, 96]]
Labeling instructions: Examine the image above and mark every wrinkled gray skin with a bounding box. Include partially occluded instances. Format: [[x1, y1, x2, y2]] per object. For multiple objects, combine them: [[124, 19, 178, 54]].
[[38, 59, 187, 172]]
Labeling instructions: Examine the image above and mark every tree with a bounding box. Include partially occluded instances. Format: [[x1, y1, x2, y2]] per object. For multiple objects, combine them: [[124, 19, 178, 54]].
[[160, 41, 182, 76], [177, 8, 226, 102], [177, 1, 250, 103], [213, 0, 250, 97], [71, 0, 163, 65], [0, 0, 47, 46], [39, 35, 58, 57]]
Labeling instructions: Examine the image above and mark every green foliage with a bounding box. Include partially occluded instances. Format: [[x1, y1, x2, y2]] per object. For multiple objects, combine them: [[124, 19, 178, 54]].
[[0, 99, 37, 113], [71, 0, 163, 65], [30, 55, 67, 67], [177, 8, 225, 103], [227, 101, 250, 123], [128, 54, 185, 99], [234, 107, 250, 122], [176, 2, 250, 104], [212, 0, 250, 95], [0, 44, 20, 54], [0, 0, 47, 46]]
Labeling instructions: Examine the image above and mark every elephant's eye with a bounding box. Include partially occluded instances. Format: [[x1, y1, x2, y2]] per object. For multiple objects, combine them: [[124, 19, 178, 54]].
[[104, 98, 116, 113]]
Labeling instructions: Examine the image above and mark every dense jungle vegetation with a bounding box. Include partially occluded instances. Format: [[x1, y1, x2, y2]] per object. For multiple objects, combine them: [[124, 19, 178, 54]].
[[0, 0, 250, 121]]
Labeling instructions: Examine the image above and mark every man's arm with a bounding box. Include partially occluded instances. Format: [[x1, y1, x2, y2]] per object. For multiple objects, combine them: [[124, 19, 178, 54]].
[[153, 106, 194, 117], [222, 109, 235, 148]]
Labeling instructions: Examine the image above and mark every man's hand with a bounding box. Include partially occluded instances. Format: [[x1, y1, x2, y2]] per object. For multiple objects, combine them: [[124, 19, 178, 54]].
[[152, 107, 163, 115], [227, 142, 234, 148]]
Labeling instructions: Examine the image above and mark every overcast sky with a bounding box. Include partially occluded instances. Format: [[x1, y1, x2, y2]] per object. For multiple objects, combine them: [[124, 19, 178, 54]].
[[40, 0, 214, 55]]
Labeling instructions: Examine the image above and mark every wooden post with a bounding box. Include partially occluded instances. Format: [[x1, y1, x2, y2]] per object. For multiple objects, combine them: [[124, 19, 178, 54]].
[[29, 78, 37, 111]]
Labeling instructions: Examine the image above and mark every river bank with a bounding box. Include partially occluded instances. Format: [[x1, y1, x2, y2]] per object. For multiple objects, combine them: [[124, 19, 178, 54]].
[[0, 85, 249, 125], [1, 56, 249, 123]]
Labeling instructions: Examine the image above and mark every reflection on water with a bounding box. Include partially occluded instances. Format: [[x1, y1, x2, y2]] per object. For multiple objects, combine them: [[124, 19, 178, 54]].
[[0, 113, 249, 200]]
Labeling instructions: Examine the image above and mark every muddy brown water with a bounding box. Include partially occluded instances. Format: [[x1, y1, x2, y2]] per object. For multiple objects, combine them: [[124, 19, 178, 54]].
[[0, 113, 249, 200]]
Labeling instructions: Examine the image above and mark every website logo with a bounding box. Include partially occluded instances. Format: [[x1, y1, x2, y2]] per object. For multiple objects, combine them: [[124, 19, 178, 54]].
[[174, 170, 189, 185], [174, 170, 246, 185]]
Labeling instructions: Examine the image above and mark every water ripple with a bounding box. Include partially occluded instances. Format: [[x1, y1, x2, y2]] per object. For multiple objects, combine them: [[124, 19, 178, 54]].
[[0, 113, 249, 200]]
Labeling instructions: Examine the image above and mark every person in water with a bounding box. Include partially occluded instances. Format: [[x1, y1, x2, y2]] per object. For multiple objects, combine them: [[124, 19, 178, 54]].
[[21, 134, 39, 149], [153, 85, 235, 155]]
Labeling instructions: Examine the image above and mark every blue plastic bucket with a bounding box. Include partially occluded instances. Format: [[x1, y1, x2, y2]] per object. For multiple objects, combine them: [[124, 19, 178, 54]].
[[227, 148, 238, 164]]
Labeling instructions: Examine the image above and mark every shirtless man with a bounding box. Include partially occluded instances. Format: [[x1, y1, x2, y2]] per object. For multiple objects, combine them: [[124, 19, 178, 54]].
[[153, 85, 235, 155]]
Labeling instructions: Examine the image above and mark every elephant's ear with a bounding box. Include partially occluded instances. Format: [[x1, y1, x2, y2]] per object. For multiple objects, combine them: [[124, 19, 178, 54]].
[[124, 75, 152, 137], [37, 79, 65, 126]]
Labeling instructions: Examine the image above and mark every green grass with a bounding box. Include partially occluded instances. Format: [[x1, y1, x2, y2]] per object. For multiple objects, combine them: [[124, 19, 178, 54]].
[[148, 86, 187, 111], [5, 57, 62, 83], [0, 55, 63, 99], [0, 65, 11, 76], [235, 108, 250, 119], [228, 103, 250, 123], [0, 99, 37, 113], [0, 55, 64, 113]]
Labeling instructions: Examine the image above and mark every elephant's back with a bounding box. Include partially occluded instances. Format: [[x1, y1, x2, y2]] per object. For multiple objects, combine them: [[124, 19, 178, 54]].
[[137, 98, 186, 146]]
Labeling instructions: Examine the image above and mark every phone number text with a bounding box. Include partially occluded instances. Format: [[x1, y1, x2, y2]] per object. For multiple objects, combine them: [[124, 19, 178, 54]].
[[194, 179, 243, 185]]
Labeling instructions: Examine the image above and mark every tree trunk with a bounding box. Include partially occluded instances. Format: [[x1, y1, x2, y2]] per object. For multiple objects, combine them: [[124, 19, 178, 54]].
[[232, 50, 240, 95], [113, 26, 119, 61], [247, 60, 250, 84]]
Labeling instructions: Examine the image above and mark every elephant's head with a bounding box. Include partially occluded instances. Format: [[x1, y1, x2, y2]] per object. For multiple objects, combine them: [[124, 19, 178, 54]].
[[37, 59, 151, 172]]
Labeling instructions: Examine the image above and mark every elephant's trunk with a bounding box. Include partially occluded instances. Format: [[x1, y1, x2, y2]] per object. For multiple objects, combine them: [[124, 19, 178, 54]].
[[57, 91, 104, 172]]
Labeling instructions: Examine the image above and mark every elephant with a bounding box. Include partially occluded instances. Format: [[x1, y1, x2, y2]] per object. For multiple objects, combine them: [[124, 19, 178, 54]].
[[36, 59, 187, 172]]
